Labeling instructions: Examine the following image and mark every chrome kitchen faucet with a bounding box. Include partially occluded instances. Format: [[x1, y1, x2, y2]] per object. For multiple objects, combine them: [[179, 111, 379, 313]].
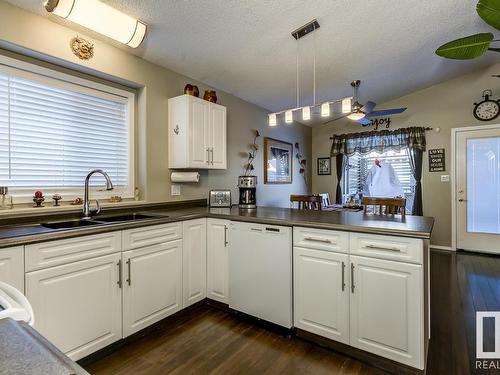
[[82, 169, 114, 219]]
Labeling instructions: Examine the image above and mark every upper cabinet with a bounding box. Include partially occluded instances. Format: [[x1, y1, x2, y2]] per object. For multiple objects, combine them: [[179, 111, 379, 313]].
[[168, 94, 227, 169]]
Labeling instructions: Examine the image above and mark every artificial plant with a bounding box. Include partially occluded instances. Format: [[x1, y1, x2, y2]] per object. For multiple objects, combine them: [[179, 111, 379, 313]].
[[241, 129, 260, 176], [435, 0, 500, 59]]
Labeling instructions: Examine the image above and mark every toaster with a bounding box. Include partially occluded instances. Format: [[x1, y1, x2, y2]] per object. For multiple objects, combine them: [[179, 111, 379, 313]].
[[209, 190, 232, 207]]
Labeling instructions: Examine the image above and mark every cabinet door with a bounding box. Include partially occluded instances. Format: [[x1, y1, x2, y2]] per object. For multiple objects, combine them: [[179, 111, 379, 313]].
[[207, 219, 229, 303], [182, 219, 207, 307], [0, 246, 24, 292], [188, 97, 210, 168], [122, 240, 183, 337], [208, 103, 227, 169], [349, 255, 424, 369], [294, 247, 349, 343], [25, 253, 122, 361]]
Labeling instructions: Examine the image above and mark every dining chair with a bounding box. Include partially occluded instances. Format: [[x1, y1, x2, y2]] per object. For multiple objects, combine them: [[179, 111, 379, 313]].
[[362, 197, 406, 217], [290, 195, 322, 210]]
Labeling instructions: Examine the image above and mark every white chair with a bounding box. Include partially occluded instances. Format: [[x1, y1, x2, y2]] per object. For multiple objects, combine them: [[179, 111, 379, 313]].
[[318, 193, 331, 208]]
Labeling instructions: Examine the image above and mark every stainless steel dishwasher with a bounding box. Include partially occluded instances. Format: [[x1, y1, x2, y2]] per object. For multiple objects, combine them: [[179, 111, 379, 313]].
[[228, 221, 292, 328]]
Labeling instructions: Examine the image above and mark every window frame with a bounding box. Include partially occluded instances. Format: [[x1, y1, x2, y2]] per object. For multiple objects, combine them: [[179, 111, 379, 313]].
[[0, 55, 135, 203]]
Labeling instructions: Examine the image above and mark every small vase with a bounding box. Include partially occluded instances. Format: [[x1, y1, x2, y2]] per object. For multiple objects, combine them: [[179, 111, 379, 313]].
[[33, 197, 45, 207], [203, 90, 217, 103], [184, 84, 200, 97]]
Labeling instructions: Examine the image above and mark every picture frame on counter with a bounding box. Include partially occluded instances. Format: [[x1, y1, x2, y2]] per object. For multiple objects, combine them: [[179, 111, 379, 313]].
[[317, 157, 331, 175], [264, 137, 293, 184]]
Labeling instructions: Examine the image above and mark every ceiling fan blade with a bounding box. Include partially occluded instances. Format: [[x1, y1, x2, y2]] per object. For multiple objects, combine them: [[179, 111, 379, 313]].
[[366, 108, 407, 117], [361, 101, 376, 114], [357, 117, 372, 126], [323, 114, 349, 125]]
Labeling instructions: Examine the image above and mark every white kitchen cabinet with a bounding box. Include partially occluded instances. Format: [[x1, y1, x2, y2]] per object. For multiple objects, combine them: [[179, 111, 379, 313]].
[[206, 219, 229, 303], [122, 240, 183, 337], [182, 219, 207, 307], [25, 253, 122, 361], [349, 255, 424, 369], [294, 247, 349, 343], [0, 246, 24, 292], [168, 94, 227, 169]]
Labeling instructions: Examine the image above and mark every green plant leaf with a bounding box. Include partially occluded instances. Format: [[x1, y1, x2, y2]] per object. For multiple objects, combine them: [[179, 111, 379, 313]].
[[435, 33, 494, 59], [477, 0, 500, 31]]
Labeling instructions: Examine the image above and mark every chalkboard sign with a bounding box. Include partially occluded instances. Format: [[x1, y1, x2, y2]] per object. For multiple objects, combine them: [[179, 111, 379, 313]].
[[428, 148, 445, 172]]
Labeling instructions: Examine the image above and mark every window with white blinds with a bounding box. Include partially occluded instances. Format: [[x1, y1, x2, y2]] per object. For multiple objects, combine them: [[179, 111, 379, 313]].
[[0, 61, 134, 199], [344, 149, 415, 202]]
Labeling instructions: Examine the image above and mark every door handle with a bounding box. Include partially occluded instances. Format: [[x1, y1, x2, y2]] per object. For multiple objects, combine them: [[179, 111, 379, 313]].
[[126, 259, 131, 286], [117, 260, 123, 289], [206, 148, 210, 164], [341, 262, 346, 291], [351, 263, 355, 293], [224, 225, 228, 246]]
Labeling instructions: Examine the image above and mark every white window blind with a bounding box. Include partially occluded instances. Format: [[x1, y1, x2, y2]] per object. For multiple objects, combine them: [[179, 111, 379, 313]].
[[0, 65, 133, 196]]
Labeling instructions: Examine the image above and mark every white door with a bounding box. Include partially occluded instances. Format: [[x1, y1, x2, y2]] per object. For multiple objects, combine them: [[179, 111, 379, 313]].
[[455, 125, 500, 253], [182, 219, 207, 307], [349, 255, 424, 369], [25, 253, 122, 361], [189, 97, 210, 168], [122, 240, 183, 337], [207, 219, 229, 303], [294, 247, 349, 343], [0, 246, 24, 292], [208, 103, 227, 169]]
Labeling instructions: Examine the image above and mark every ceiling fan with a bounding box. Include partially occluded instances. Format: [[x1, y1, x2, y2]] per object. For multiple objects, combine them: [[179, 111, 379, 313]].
[[324, 80, 407, 125]]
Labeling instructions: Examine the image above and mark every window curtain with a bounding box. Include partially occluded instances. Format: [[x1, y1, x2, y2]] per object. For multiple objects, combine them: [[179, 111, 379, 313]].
[[330, 127, 427, 215], [335, 154, 346, 204]]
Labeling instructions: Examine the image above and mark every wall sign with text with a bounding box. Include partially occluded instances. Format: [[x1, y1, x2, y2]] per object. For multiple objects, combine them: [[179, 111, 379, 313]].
[[428, 148, 445, 172]]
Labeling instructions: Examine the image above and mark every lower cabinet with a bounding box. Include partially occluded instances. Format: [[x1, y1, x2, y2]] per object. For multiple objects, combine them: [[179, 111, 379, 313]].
[[349, 255, 423, 369], [182, 219, 207, 307], [122, 240, 183, 337], [206, 218, 229, 303], [25, 253, 122, 361], [293, 247, 349, 343], [0, 246, 24, 292]]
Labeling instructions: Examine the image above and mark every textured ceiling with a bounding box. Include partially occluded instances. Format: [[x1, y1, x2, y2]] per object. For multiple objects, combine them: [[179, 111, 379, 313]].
[[5, 0, 498, 126]]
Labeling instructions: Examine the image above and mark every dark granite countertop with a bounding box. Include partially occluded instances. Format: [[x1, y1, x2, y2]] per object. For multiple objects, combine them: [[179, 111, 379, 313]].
[[0, 203, 434, 248]]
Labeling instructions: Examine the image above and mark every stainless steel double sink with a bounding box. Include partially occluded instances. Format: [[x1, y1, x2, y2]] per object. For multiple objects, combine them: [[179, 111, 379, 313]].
[[40, 213, 167, 230]]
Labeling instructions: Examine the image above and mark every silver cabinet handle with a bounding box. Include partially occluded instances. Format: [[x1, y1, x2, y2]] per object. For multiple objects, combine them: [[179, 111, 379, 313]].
[[364, 244, 401, 252], [117, 260, 123, 289], [206, 148, 210, 164], [304, 236, 332, 244], [341, 262, 346, 291], [211, 148, 214, 165], [351, 263, 355, 293], [126, 259, 131, 286], [224, 225, 228, 246]]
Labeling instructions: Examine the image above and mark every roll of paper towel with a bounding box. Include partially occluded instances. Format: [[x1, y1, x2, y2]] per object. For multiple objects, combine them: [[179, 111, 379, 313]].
[[170, 172, 200, 183]]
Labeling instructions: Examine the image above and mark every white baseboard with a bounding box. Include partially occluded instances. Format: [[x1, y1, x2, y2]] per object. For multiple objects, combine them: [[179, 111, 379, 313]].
[[430, 244, 455, 251]]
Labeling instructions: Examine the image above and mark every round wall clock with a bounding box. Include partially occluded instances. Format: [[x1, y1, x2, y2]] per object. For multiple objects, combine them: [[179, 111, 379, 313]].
[[473, 90, 500, 121]]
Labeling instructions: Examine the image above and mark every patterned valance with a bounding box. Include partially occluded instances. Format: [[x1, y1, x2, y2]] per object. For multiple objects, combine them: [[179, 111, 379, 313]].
[[330, 127, 427, 156]]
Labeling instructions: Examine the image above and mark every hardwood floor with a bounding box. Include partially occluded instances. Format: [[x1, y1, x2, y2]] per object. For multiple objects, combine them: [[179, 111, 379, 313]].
[[83, 250, 500, 375]]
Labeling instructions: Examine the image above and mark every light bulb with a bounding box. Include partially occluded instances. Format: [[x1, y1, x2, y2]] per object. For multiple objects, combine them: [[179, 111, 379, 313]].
[[342, 98, 352, 113], [347, 112, 366, 121], [302, 106, 310, 121], [321, 102, 330, 117], [269, 113, 277, 126], [285, 110, 293, 123]]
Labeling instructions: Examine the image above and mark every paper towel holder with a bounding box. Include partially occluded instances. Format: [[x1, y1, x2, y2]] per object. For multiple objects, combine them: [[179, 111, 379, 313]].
[[170, 172, 200, 183]]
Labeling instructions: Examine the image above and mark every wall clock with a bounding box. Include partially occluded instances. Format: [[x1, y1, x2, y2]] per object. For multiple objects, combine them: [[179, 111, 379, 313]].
[[473, 90, 499, 121]]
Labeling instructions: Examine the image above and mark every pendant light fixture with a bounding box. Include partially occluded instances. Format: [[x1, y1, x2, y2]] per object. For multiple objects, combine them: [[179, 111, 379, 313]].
[[44, 0, 147, 48], [268, 19, 351, 126]]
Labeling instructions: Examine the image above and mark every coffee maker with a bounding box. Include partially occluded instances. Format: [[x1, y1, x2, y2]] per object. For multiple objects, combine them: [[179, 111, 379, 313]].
[[238, 176, 257, 209]]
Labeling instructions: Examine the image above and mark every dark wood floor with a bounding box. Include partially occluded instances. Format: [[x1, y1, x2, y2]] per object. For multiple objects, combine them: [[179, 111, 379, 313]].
[[84, 250, 500, 375]]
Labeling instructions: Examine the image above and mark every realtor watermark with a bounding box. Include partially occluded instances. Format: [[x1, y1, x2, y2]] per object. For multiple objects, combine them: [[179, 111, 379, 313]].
[[476, 311, 500, 370]]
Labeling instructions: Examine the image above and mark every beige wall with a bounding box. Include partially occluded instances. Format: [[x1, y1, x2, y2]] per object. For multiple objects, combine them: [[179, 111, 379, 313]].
[[312, 63, 500, 247], [0, 1, 311, 207]]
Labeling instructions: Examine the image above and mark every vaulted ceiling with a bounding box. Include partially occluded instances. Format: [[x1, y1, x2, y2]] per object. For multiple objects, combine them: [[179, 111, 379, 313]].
[[6, 0, 498, 125]]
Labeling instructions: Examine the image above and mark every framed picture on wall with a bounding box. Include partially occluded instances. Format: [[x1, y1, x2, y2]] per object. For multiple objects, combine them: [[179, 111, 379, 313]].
[[317, 157, 331, 175], [264, 137, 293, 184]]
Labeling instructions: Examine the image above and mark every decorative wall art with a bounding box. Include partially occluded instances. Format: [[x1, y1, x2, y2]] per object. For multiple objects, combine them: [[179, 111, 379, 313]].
[[70, 36, 94, 60], [317, 157, 331, 175], [294, 142, 307, 183], [428, 149, 445, 172], [240, 129, 261, 176], [264, 137, 293, 184]]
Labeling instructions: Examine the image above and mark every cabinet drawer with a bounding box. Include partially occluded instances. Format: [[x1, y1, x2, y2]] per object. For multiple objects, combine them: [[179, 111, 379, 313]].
[[122, 222, 182, 251], [293, 227, 349, 253], [349, 233, 423, 264], [25, 232, 121, 272]]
